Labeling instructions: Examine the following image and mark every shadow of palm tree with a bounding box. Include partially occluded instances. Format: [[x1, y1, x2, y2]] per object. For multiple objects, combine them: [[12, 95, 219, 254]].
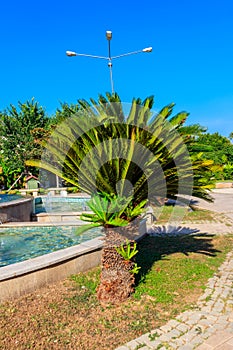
[[135, 227, 220, 285], [147, 225, 200, 236]]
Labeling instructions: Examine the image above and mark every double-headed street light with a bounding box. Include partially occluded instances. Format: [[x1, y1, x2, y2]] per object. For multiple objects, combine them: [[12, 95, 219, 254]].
[[66, 30, 152, 94]]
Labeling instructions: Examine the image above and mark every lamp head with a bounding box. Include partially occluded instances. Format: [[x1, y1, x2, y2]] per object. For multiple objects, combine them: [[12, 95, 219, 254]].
[[106, 30, 112, 40], [66, 51, 77, 57], [142, 47, 152, 53]]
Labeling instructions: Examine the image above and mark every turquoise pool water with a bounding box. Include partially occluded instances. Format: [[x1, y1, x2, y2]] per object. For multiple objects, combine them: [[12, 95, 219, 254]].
[[0, 225, 103, 267], [0, 194, 23, 203], [35, 196, 90, 213]]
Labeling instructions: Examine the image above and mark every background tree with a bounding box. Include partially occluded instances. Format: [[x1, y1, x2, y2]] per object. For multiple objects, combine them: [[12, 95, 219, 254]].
[[194, 132, 233, 180], [52, 102, 80, 124], [0, 99, 51, 189]]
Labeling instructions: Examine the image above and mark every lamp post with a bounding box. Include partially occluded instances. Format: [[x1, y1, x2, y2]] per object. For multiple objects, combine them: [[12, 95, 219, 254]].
[[66, 31, 152, 94], [106, 30, 114, 93]]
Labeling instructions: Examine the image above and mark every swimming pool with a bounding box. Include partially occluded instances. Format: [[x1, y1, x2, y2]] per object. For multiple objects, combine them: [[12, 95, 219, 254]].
[[0, 194, 23, 203], [0, 225, 103, 267], [35, 195, 90, 214]]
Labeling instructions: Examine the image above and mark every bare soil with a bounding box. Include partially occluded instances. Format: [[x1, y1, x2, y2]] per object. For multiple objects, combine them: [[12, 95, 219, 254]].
[[0, 277, 200, 350], [0, 234, 232, 350]]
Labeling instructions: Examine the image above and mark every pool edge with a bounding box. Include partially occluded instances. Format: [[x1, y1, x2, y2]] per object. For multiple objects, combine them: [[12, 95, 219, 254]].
[[0, 219, 148, 303], [0, 237, 103, 303]]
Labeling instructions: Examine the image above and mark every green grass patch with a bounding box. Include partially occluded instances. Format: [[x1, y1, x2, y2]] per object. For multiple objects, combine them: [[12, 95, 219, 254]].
[[68, 268, 100, 306], [67, 234, 232, 313], [0, 234, 232, 350], [155, 205, 221, 223], [134, 236, 221, 303]]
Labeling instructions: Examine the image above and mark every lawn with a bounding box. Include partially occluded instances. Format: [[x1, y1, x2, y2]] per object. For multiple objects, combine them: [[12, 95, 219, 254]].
[[0, 229, 232, 350], [154, 206, 225, 224]]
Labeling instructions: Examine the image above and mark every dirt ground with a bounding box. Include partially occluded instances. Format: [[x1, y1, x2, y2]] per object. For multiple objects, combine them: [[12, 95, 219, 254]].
[[0, 270, 203, 350], [1, 234, 232, 350]]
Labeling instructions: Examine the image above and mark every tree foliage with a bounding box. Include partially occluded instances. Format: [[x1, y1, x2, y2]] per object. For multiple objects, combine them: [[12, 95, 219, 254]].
[[26, 93, 218, 304], [27, 93, 215, 206], [0, 99, 51, 189], [194, 132, 233, 180]]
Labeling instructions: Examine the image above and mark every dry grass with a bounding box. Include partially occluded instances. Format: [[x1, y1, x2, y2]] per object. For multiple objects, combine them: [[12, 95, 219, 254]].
[[0, 233, 232, 350]]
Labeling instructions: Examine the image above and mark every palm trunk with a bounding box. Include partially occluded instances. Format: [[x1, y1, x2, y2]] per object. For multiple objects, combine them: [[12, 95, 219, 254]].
[[97, 225, 138, 304]]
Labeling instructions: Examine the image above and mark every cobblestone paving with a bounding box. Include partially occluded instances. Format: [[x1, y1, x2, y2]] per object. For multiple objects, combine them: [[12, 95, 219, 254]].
[[115, 222, 233, 350]]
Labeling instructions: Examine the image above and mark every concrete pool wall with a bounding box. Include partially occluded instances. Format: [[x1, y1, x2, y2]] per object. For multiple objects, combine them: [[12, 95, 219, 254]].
[[0, 219, 147, 303], [34, 211, 92, 222], [0, 237, 103, 302], [0, 197, 34, 223]]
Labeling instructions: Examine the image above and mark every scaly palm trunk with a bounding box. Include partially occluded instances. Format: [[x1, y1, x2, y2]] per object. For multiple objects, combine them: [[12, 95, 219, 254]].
[[97, 227, 137, 304]]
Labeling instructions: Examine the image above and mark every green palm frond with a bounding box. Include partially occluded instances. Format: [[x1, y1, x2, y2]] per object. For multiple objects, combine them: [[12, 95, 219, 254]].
[[26, 93, 215, 229]]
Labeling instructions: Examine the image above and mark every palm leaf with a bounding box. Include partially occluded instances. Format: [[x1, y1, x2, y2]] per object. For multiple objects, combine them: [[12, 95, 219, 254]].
[[75, 223, 102, 235]]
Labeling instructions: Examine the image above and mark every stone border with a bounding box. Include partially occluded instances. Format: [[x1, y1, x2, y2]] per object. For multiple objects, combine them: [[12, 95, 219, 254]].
[[0, 197, 34, 222], [34, 211, 92, 223], [0, 237, 103, 302], [215, 182, 233, 189], [0, 219, 147, 303]]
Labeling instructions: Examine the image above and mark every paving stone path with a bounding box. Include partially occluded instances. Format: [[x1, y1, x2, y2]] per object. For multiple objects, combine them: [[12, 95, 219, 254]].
[[116, 190, 233, 349], [116, 226, 233, 350]]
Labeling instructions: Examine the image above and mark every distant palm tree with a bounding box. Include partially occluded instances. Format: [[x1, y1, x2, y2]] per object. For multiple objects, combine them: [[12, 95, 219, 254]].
[[26, 93, 214, 304]]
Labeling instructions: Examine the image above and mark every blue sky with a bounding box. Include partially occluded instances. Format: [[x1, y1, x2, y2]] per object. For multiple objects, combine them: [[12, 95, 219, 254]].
[[1, 0, 233, 136]]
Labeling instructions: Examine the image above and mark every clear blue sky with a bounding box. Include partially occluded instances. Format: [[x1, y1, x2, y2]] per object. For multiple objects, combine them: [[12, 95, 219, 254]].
[[1, 0, 233, 136]]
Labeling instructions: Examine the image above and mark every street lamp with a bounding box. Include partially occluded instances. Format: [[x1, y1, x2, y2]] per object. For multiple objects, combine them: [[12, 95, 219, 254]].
[[66, 30, 152, 94]]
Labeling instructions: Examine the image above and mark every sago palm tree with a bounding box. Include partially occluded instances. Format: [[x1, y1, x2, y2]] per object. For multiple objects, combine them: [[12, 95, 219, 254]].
[[26, 93, 213, 304]]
